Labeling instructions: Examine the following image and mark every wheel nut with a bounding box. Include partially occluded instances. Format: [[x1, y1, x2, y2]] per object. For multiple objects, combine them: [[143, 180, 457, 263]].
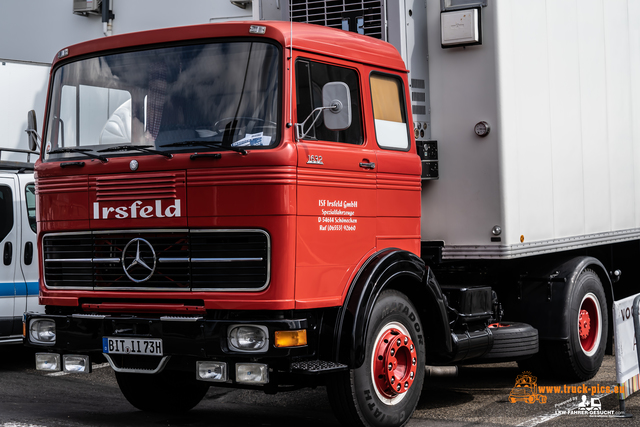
[[391, 376, 395, 384], [388, 363, 393, 371], [390, 349, 395, 356], [405, 382, 409, 388], [397, 384, 401, 391], [412, 357, 416, 365], [410, 344, 414, 351], [410, 372, 414, 379], [404, 337, 408, 345], [397, 339, 401, 346]]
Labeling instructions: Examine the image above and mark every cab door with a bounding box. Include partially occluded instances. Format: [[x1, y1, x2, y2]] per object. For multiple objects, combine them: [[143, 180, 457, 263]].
[[17, 175, 41, 315], [294, 58, 377, 308], [0, 176, 20, 340]]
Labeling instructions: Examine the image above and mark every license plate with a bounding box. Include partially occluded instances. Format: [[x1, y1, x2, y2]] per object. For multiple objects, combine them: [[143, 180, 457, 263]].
[[102, 337, 163, 356]]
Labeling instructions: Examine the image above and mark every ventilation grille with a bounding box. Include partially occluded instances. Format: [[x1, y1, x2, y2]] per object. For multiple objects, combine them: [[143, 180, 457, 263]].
[[291, 0, 385, 40], [93, 172, 185, 202], [43, 230, 270, 292]]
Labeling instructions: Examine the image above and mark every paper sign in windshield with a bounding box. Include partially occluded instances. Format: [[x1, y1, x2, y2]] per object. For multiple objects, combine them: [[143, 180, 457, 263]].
[[231, 132, 271, 147]]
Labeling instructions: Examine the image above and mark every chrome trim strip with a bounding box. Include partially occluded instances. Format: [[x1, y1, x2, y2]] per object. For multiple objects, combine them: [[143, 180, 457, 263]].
[[94, 286, 187, 292], [0, 336, 23, 345], [158, 258, 190, 263], [44, 258, 92, 263], [103, 354, 171, 375], [160, 316, 203, 322], [93, 258, 121, 263], [190, 258, 263, 263], [72, 314, 106, 319], [442, 228, 640, 260], [92, 229, 189, 235]]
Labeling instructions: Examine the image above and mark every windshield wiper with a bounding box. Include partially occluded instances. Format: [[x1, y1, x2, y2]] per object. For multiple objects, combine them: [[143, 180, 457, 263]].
[[48, 147, 108, 163], [160, 141, 247, 155], [97, 145, 173, 158]]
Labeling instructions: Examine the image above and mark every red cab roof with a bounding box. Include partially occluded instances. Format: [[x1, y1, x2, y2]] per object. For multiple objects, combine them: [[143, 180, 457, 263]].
[[52, 21, 407, 72]]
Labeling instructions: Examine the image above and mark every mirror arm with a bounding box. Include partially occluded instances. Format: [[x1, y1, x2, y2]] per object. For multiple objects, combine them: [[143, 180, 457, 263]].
[[24, 128, 42, 151], [294, 106, 332, 141]]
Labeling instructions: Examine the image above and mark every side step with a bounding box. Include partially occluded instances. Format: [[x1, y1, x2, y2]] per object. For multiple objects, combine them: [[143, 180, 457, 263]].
[[290, 360, 348, 375]]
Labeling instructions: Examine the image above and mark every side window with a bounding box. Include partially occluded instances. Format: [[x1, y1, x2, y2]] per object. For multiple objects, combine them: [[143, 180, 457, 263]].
[[25, 184, 36, 233], [295, 59, 363, 144], [370, 73, 409, 150], [0, 186, 13, 242]]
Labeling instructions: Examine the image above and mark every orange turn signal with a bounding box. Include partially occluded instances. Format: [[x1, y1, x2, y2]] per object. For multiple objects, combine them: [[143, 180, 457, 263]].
[[274, 329, 307, 348]]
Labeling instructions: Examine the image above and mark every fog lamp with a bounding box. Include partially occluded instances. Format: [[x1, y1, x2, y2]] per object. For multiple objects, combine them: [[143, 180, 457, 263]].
[[228, 325, 268, 353], [35, 353, 61, 371], [63, 354, 91, 373], [29, 319, 56, 345], [197, 361, 227, 382], [236, 363, 268, 384], [274, 329, 308, 348]]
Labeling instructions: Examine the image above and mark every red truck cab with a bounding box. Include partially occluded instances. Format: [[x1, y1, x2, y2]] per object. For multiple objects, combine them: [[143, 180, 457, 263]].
[[26, 22, 431, 427]]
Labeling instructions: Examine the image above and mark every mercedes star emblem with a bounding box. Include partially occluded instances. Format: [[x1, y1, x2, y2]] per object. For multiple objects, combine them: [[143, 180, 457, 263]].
[[122, 238, 157, 283], [130, 159, 139, 171]]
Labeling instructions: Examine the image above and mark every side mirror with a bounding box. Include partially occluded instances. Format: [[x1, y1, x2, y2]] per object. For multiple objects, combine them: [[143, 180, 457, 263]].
[[26, 110, 39, 151], [322, 82, 352, 131]]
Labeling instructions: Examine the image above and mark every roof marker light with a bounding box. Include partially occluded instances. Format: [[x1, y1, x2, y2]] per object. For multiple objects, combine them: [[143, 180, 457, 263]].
[[58, 48, 69, 59], [249, 25, 266, 35]]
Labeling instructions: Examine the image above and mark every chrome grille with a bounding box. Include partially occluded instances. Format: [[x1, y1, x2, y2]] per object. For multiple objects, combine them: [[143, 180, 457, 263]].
[[43, 230, 270, 291], [291, 0, 385, 40]]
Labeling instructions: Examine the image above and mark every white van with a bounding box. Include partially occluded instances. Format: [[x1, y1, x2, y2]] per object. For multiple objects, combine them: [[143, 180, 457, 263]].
[[0, 148, 42, 345]]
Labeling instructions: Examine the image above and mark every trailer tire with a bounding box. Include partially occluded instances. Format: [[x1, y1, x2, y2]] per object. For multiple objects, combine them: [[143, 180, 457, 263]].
[[115, 370, 209, 413], [478, 322, 538, 362], [544, 269, 607, 381], [327, 290, 425, 427]]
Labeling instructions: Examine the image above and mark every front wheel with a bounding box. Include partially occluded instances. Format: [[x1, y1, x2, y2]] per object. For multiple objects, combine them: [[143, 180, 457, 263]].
[[115, 369, 210, 413], [327, 290, 426, 427]]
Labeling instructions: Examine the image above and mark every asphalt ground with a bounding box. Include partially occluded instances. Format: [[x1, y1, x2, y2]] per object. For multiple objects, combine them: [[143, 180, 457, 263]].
[[0, 346, 637, 427]]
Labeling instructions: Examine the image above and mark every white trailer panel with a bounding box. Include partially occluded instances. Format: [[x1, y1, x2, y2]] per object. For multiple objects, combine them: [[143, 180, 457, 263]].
[[420, 0, 640, 259]]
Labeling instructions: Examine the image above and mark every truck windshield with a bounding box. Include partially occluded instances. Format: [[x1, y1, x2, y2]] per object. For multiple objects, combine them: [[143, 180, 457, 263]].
[[43, 41, 280, 161]]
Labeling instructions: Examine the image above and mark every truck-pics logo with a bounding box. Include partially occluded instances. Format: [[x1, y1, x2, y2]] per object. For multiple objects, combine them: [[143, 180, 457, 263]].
[[93, 200, 181, 220], [509, 372, 547, 404]]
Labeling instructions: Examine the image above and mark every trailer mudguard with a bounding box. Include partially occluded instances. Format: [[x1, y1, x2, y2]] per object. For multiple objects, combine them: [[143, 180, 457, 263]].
[[334, 248, 451, 368], [512, 256, 613, 342]]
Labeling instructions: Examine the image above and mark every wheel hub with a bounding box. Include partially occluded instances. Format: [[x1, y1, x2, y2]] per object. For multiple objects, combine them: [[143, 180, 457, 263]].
[[579, 309, 591, 340], [373, 328, 417, 399]]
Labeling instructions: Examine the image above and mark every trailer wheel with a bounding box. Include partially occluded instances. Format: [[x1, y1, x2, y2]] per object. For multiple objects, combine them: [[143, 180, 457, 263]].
[[550, 269, 607, 381], [327, 290, 425, 427], [115, 370, 209, 413]]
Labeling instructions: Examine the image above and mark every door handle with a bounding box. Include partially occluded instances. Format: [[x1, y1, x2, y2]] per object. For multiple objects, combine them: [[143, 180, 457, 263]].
[[24, 242, 33, 266], [3, 242, 12, 266], [359, 162, 375, 170]]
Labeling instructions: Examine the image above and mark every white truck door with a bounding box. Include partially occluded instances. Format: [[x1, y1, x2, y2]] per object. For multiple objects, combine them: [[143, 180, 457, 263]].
[[18, 174, 41, 315], [0, 175, 20, 341]]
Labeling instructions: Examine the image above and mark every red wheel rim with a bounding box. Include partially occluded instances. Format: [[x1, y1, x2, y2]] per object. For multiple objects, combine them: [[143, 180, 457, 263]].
[[579, 293, 600, 354], [372, 327, 417, 399]]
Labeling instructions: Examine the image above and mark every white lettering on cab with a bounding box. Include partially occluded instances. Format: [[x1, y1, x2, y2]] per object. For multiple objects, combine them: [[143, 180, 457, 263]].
[[93, 200, 181, 219]]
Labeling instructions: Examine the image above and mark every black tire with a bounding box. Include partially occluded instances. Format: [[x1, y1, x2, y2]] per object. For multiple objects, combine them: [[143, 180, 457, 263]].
[[115, 369, 209, 413], [479, 322, 538, 362], [327, 290, 426, 427], [523, 269, 607, 381]]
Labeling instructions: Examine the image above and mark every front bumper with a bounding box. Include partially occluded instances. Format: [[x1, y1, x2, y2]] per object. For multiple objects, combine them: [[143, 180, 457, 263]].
[[23, 310, 343, 388]]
